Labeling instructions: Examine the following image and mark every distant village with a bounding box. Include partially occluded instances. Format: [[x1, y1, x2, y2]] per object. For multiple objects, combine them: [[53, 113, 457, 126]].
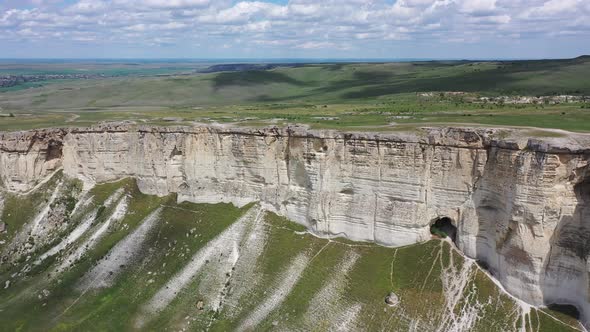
[[419, 92, 590, 105], [478, 95, 589, 104], [0, 73, 106, 88]]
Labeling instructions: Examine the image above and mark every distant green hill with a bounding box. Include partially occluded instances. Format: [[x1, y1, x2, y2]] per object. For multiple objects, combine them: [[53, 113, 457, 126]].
[[3, 57, 590, 109], [1, 57, 590, 132]]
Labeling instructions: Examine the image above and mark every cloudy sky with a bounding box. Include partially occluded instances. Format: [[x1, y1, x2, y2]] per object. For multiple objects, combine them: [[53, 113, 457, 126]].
[[0, 0, 588, 59]]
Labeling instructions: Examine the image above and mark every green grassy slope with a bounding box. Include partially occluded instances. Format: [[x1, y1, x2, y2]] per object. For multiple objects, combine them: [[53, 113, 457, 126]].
[[0, 176, 582, 331], [4, 58, 590, 110]]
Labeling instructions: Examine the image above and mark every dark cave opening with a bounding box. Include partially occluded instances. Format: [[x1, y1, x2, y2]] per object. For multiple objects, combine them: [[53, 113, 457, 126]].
[[574, 176, 590, 203], [547, 303, 580, 320], [45, 140, 63, 162], [430, 217, 457, 243], [476, 259, 491, 274]]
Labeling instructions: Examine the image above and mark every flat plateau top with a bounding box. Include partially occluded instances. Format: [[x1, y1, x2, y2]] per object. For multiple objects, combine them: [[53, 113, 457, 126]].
[[2, 123, 590, 155]]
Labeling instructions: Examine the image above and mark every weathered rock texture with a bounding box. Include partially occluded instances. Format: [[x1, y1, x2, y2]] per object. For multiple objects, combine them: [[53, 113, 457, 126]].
[[1, 124, 590, 325], [0, 129, 65, 192]]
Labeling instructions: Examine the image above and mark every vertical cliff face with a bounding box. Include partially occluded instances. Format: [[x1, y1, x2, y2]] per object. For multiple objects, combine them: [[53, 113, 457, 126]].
[[59, 126, 488, 248], [458, 143, 590, 322], [1, 124, 590, 324], [0, 129, 65, 192]]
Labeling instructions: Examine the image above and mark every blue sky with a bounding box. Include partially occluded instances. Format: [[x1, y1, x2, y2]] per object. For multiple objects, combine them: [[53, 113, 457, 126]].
[[0, 0, 588, 59]]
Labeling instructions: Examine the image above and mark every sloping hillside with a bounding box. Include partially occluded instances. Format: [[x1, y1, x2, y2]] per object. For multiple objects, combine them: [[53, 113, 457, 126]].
[[0, 173, 582, 331]]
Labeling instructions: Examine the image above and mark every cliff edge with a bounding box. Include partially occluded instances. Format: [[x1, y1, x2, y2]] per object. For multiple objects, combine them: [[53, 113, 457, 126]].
[[1, 124, 590, 326]]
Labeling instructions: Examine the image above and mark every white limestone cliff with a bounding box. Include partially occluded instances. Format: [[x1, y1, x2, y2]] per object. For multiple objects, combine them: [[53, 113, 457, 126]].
[[1, 124, 590, 326], [0, 129, 64, 192]]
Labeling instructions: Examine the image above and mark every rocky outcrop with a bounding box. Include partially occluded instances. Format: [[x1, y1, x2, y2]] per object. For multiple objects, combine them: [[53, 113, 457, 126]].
[[0, 129, 65, 192], [1, 124, 590, 326]]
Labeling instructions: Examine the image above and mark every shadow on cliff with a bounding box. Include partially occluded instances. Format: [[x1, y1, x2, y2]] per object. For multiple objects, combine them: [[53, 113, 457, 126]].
[[466, 148, 590, 328], [469, 147, 522, 278], [540, 168, 590, 325]]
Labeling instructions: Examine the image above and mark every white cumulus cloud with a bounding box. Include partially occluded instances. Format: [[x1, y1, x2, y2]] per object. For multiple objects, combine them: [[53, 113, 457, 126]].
[[0, 0, 587, 57]]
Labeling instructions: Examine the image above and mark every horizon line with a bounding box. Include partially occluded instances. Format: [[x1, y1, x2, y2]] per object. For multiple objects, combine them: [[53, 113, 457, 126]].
[[0, 56, 587, 62]]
